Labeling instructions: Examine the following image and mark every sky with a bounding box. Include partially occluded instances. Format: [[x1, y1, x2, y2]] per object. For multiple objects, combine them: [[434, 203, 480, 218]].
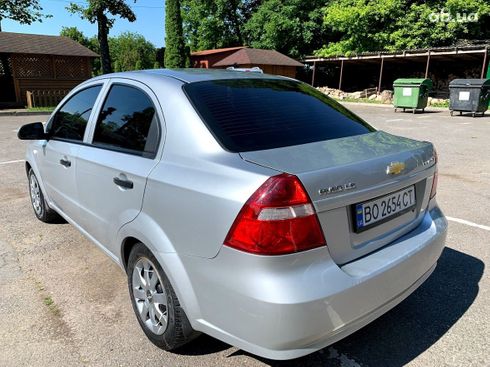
[[2, 0, 166, 47]]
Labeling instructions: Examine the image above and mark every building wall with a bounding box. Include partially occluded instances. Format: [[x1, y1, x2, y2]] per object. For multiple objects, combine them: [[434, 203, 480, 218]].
[[191, 49, 299, 78], [0, 54, 15, 104], [256, 64, 297, 78], [9, 53, 92, 106]]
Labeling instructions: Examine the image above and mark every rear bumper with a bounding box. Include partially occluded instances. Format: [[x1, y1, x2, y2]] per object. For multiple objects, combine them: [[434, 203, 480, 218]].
[[178, 206, 447, 360]]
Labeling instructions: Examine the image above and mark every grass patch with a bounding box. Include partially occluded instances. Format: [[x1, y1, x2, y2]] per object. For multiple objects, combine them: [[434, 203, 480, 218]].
[[43, 295, 60, 316], [26, 107, 55, 112], [43, 296, 54, 307], [430, 101, 449, 108]]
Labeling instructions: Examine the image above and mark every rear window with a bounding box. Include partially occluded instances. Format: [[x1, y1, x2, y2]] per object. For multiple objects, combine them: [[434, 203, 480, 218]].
[[183, 79, 375, 152]]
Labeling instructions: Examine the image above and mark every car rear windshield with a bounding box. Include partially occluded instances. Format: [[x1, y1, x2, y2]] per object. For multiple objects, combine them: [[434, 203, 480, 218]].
[[183, 79, 375, 152]]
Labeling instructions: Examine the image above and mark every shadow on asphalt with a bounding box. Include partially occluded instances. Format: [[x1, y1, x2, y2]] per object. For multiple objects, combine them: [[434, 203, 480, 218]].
[[175, 334, 230, 356], [177, 247, 484, 366], [448, 112, 490, 119], [394, 109, 445, 115]]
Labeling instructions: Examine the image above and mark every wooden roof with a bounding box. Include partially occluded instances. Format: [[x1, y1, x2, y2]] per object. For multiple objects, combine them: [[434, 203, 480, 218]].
[[191, 46, 246, 56], [0, 32, 99, 57], [212, 48, 304, 67]]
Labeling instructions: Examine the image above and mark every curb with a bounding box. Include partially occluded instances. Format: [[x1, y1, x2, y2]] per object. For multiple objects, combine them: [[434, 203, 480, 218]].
[[0, 111, 52, 117]]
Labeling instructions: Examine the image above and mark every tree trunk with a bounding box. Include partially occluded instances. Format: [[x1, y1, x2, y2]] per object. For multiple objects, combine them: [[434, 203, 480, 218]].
[[97, 10, 112, 74]]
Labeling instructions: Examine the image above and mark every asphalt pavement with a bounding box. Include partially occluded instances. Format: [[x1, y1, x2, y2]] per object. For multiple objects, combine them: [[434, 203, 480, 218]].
[[0, 105, 488, 366]]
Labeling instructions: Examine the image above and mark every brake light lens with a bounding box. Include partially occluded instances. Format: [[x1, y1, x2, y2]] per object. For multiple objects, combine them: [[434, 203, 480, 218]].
[[430, 148, 438, 199], [224, 173, 326, 255]]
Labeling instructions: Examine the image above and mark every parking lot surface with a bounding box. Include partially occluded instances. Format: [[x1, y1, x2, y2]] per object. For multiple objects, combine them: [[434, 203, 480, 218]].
[[0, 105, 489, 367]]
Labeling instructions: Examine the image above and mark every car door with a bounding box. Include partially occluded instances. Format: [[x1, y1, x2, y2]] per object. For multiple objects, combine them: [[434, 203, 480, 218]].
[[75, 80, 163, 256], [38, 84, 103, 221]]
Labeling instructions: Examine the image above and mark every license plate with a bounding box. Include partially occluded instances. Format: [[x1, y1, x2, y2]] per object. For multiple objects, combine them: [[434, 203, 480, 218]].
[[354, 186, 416, 232]]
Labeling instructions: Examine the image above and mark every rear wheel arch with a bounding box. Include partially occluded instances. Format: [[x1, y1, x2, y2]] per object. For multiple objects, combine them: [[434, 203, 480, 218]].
[[25, 161, 32, 176], [121, 236, 141, 272], [119, 234, 201, 328], [126, 242, 200, 350], [117, 213, 179, 272]]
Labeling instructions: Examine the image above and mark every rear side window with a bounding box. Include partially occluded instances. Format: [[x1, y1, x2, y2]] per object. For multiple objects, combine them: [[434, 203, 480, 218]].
[[183, 79, 375, 152], [92, 84, 159, 158], [49, 85, 102, 141]]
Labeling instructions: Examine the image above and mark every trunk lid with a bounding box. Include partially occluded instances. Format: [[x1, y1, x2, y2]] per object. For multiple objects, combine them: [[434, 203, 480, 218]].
[[240, 131, 436, 264]]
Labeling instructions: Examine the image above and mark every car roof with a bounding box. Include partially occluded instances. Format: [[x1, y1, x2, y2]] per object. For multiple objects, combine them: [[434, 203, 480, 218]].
[[90, 68, 291, 84]]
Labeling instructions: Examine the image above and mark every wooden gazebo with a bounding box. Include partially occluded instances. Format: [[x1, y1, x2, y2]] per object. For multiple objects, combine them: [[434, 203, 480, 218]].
[[0, 32, 98, 108], [191, 47, 304, 78]]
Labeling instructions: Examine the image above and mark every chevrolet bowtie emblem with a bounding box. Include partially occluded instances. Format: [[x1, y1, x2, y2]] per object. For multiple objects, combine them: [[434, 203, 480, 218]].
[[386, 162, 405, 175]]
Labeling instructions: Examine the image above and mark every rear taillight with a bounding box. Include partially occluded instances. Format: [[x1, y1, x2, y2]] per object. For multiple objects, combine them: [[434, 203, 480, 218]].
[[224, 173, 326, 255], [430, 148, 438, 199]]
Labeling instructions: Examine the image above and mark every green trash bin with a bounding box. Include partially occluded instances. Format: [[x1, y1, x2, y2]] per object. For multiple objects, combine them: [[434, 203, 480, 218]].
[[393, 78, 432, 113]]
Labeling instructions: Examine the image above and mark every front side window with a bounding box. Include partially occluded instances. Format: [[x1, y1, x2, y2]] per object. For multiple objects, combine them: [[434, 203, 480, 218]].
[[92, 84, 159, 158], [49, 85, 102, 141]]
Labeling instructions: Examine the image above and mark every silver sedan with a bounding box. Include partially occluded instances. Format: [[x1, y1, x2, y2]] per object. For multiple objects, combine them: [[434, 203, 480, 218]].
[[18, 69, 447, 360]]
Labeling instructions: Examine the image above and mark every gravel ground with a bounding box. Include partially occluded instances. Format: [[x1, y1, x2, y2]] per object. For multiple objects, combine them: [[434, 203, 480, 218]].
[[0, 105, 488, 367]]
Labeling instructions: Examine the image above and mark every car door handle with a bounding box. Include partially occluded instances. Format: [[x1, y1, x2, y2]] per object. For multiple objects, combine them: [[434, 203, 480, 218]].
[[113, 177, 134, 189], [59, 158, 71, 167]]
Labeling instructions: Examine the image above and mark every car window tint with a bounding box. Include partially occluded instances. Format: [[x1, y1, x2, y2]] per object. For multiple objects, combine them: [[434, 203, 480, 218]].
[[93, 85, 159, 157], [50, 85, 102, 141], [183, 79, 375, 152]]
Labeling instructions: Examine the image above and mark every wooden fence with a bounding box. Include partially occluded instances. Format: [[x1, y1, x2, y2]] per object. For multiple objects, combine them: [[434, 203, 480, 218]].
[[26, 90, 70, 108]]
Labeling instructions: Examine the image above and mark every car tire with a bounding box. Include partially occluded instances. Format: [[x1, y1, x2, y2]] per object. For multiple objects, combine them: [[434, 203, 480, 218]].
[[28, 169, 61, 223], [127, 243, 200, 350]]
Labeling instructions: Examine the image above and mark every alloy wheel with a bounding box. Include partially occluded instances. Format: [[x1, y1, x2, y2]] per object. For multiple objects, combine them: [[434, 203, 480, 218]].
[[132, 257, 168, 335], [29, 173, 43, 216]]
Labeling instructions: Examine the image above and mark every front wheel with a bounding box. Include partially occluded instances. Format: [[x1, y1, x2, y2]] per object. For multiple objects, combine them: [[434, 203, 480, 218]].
[[127, 243, 200, 350], [28, 169, 61, 223]]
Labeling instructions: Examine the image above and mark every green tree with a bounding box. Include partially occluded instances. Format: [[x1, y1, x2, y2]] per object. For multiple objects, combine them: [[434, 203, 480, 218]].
[[60, 27, 101, 75], [182, 0, 261, 51], [67, 0, 136, 74], [0, 0, 49, 31], [243, 0, 327, 58], [316, 0, 490, 57], [87, 36, 102, 75], [165, 0, 186, 67], [60, 26, 91, 48], [109, 32, 156, 71]]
